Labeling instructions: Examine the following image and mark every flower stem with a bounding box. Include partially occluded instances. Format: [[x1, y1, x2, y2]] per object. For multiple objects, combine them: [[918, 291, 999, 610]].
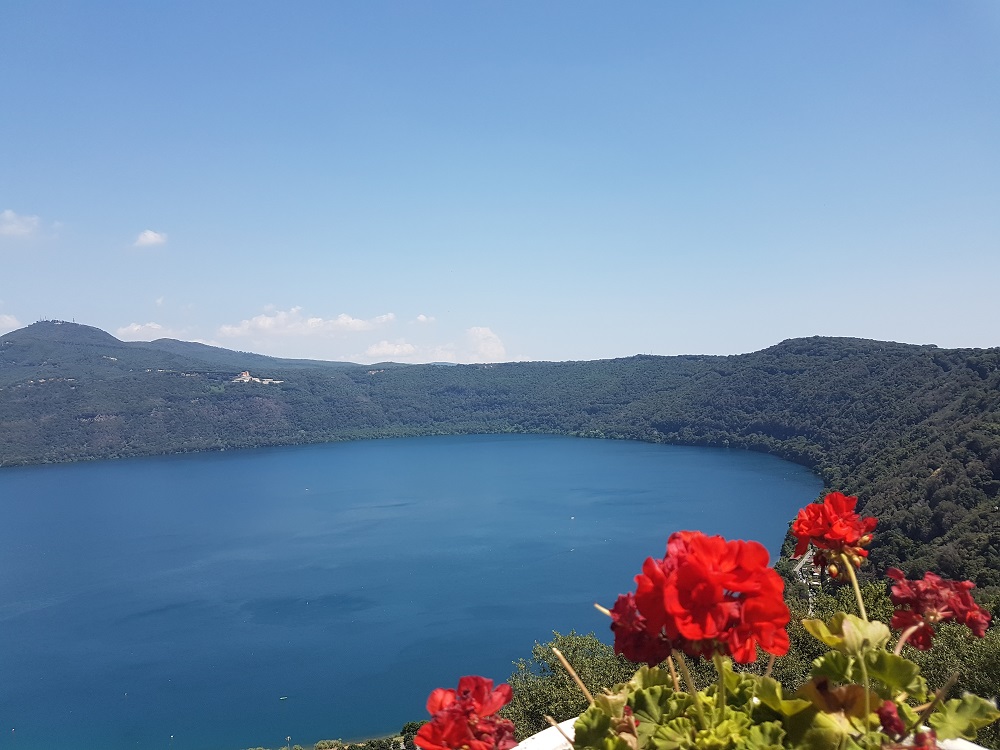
[[713, 653, 727, 724], [893, 623, 922, 656], [673, 650, 707, 731], [552, 647, 595, 704], [840, 552, 868, 622], [858, 651, 872, 731], [764, 653, 776, 679], [666, 655, 681, 693], [544, 716, 574, 748]]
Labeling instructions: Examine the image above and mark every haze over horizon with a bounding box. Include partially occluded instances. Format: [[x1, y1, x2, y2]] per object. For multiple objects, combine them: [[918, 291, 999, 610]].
[[6, 318, 997, 368], [3, 2, 999, 364]]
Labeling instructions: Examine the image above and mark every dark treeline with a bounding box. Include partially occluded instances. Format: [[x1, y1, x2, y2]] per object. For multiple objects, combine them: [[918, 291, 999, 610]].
[[2, 321, 999, 590]]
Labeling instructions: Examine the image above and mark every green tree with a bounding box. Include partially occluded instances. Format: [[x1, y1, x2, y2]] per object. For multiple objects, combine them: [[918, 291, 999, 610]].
[[400, 721, 426, 750], [500, 631, 637, 740]]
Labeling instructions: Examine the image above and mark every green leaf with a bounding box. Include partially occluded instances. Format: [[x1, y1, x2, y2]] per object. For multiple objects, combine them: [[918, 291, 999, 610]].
[[594, 691, 629, 719], [810, 651, 855, 684], [649, 717, 696, 750], [896, 701, 920, 729], [626, 665, 678, 692], [784, 708, 850, 750], [809, 649, 927, 701], [691, 712, 751, 750], [629, 685, 689, 748], [839, 615, 887, 655], [754, 676, 812, 717], [928, 694, 1000, 741], [741, 721, 785, 750], [722, 673, 759, 714], [629, 685, 673, 725], [802, 614, 889, 655], [801, 618, 841, 650], [863, 651, 926, 700], [574, 705, 615, 750]]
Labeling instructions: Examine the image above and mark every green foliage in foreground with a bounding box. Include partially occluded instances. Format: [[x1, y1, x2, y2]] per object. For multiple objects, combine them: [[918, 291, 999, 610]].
[[574, 659, 998, 750], [506, 577, 1000, 749]]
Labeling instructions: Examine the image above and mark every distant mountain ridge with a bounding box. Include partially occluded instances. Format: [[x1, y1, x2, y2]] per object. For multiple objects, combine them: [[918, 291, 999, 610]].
[[2, 320, 999, 588], [0, 320, 360, 375]]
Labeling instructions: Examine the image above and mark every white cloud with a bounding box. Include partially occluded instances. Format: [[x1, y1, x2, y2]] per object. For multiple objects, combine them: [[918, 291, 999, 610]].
[[350, 340, 457, 364], [117, 322, 167, 340], [214, 308, 505, 364], [465, 326, 506, 362], [134, 229, 167, 247], [0, 209, 40, 237], [349, 326, 506, 364], [0, 313, 23, 333], [155, 296, 165, 307], [424, 343, 458, 362], [365, 340, 417, 359], [415, 314, 435, 324], [219, 307, 396, 338]]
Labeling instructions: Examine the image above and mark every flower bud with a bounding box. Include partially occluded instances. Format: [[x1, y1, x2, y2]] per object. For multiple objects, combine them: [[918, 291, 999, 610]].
[[859, 534, 872, 546], [827, 563, 839, 578]]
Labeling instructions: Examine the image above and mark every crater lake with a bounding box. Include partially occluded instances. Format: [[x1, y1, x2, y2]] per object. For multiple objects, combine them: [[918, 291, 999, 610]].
[[0, 434, 822, 750]]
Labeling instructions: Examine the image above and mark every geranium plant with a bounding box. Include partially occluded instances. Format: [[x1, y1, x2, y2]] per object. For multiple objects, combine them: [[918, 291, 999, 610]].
[[415, 676, 517, 750], [416, 493, 998, 750]]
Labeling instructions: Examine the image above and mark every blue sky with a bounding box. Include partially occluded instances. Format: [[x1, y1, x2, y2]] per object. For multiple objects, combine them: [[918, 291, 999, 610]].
[[3, 2, 999, 363]]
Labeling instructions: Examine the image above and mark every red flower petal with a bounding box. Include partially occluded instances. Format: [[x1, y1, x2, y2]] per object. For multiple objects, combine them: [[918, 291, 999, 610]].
[[791, 492, 876, 561], [888, 569, 991, 649], [608, 530, 790, 664], [426, 688, 456, 715]]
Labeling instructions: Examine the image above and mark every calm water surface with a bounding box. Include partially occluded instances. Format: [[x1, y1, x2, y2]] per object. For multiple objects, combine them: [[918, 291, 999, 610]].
[[0, 435, 821, 750]]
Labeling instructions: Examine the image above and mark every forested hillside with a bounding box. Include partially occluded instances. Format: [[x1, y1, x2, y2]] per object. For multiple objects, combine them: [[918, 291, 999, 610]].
[[2, 321, 998, 589]]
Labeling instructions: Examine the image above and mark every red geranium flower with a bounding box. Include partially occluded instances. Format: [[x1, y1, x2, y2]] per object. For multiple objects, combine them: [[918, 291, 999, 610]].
[[878, 700, 907, 740], [608, 591, 673, 666], [415, 676, 516, 750], [791, 492, 876, 580], [607, 531, 790, 664], [887, 568, 991, 650]]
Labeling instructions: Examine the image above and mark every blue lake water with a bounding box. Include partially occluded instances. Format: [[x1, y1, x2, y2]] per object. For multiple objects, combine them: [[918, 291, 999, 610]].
[[0, 434, 821, 750]]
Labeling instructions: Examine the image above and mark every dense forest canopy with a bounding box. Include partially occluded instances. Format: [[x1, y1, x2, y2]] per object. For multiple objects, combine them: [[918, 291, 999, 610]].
[[2, 321, 998, 590]]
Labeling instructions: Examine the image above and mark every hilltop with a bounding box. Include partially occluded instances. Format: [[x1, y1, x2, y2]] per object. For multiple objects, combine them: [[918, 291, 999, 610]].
[[1, 320, 999, 589]]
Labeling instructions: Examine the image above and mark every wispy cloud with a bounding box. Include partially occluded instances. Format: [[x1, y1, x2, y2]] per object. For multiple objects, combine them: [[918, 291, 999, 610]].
[[117, 322, 170, 340], [0, 209, 40, 237], [465, 326, 506, 362], [365, 340, 418, 359], [0, 313, 23, 333], [354, 326, 508, 364], [214, 308, 507, 364], [134, 229, 167, 247], [219, 307, 396, 338]]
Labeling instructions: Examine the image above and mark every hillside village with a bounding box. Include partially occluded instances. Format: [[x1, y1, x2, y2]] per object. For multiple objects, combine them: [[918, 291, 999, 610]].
[[231, 370, 284, 385]]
